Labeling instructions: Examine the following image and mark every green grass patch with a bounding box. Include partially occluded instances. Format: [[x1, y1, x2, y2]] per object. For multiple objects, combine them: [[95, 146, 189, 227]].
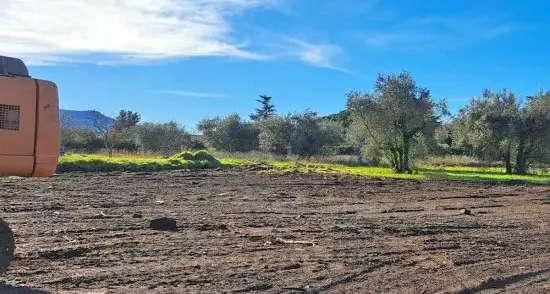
[[219, 157, 550, 185], [58, 152, 221, 173], [57, 153, 550, 185]]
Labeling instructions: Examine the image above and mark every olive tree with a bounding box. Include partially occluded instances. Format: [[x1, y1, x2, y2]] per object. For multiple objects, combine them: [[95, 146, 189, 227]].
[[346, 71, 446, 173], [452, 88, 550, 174], [255, 111, 344, 157], [136, 121, 192, 155], [256, 115, 293, 155], [197, 113, 259, 152]]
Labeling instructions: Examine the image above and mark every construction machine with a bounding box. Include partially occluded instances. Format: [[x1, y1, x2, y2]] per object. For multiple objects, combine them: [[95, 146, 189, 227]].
[[0, 56, 61, 275]]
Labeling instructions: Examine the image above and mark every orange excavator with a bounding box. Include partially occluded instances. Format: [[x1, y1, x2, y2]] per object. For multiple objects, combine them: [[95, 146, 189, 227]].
[[0, 56, 61, 275]]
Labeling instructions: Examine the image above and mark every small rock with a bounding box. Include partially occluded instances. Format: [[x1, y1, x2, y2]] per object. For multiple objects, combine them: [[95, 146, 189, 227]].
[[460, 209, 472, 215], [149, 217, 178, 231], [132, 213, 143, 219]]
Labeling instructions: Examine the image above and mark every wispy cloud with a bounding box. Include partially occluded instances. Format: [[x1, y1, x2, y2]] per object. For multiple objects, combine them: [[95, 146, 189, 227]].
[[157, 90, 227, 98], [0, 0, 352, 73], [245, 29, 350, 73], [278, 36, 349, 72], [361, 15, 522, 51], [0, 0, 274, 65]]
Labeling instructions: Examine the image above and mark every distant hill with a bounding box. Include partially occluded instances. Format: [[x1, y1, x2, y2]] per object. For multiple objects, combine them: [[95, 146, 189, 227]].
[[60, 109, 114, 130]]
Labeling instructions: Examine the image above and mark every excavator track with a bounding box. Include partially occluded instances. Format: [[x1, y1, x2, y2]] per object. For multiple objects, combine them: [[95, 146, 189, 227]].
[[0, 217, 15, 275]]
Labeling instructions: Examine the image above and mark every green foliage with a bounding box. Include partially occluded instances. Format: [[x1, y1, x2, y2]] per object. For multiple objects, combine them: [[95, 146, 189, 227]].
[[136, 121, 192, 156], [255, 111, 343, 158], [170, 150, 219, 163], [289, 110, 343, 157], [322, 109, 352, 128], [197, 113, 259, 152], [113, 139, 139, 152], [112, 110, 141, 132], [256, 115, 293, 155], [57, 152, 222, 173], [171, 151, 195, 161], [219, 157, 550, 184], [250, 95, 276, 121], [347, 71, 447, 173], [452, 89, 550, 174], [61, 127, 105, 153], [192, 150, 218, 162]]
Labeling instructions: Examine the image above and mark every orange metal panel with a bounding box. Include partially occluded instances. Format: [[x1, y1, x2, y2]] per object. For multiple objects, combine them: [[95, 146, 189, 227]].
[[0, 155, 34, 177], [31, 79, 60, 177], [0, 76, 37, 158]]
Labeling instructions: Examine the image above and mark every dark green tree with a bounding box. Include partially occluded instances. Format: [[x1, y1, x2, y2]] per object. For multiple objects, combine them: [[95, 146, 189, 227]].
[[113, 110, 141, 132], [250, 95, 276, 121]]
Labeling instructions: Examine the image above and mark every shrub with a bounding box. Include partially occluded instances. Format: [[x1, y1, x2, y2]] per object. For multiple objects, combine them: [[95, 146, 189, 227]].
[[197, 113, 259, 152]]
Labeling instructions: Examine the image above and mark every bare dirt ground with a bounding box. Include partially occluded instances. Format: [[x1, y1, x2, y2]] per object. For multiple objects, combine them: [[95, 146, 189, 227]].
[[0, 169, 549, 294]]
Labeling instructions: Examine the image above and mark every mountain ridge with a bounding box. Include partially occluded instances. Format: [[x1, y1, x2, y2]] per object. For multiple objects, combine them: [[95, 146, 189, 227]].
[[60, 109, 114, 130]]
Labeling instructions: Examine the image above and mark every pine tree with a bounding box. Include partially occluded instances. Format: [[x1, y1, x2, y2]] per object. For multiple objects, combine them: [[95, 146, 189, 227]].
[[250, 95, 276, 121]]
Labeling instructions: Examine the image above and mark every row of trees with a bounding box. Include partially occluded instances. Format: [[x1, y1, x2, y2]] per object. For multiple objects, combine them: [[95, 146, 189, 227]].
[[197, 109, 342, 157], [440, 89, 550, 174], [345, 72, 550, 174], [60, 71, 550, 175], [61, 110, 204, 156]]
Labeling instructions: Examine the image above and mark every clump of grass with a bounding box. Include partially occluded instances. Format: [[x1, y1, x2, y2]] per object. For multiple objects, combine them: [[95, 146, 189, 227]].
[[192, 150, 218, 162], [171, 151, 195, 161], [57, 152, 222, 173], [170, 150, 220, 164]]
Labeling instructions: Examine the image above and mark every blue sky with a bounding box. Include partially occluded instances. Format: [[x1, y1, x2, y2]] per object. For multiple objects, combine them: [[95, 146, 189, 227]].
[[4, 0, 550, 132]]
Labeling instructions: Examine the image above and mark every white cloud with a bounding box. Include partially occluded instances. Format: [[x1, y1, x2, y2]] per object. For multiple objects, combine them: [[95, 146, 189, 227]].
[[248, 32, 350, 73], [279, 36, 346, 71], [157, 90, 227, 98], [0, 0, 272, 65]]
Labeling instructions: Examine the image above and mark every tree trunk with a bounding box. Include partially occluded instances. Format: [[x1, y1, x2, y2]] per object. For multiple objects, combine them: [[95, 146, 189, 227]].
[[403, 137, 410, 173], [504, 152, 512, 174], [515, 135, 527, 175], [390, 149, 399, 172], [355, 140, 364, 164], [397, 149, 404, 173]]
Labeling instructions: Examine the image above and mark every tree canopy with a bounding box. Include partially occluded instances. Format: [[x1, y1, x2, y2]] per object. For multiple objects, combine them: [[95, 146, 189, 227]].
[[346, 71, 447, 173]]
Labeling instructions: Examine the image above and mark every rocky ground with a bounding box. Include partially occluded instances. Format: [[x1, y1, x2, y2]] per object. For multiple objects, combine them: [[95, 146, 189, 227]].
[[0, 169, 549, 293]]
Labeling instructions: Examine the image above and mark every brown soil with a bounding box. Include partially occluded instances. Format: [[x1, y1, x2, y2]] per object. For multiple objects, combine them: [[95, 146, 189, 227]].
[[0, 170, 549, 294]]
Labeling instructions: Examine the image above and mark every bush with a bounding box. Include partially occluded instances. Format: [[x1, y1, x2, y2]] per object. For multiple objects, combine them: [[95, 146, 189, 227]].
[[197, 113, 259, 152], [257, 116, 293, 155], [136, 121, 193, 156]]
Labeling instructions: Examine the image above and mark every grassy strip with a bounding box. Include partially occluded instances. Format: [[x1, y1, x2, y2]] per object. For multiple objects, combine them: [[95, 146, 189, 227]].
[[57, 153, 550, 184], [57, 152, 221, 173], [219, 157, 550, 185]]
